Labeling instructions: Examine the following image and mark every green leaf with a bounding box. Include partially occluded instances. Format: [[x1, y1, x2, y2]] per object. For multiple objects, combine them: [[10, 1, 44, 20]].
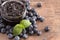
[[13, 24, 24, 36], [20, 20, 31, 28]]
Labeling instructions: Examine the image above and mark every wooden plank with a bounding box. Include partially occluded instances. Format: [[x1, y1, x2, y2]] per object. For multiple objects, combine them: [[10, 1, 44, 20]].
[[0, 0, 60, 40]]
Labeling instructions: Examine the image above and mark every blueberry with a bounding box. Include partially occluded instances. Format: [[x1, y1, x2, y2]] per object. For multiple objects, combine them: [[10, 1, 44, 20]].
[[30, 18, 36, 24], [32, 16, 37, 21], [6, 30, 10, 35], [36, 3, 41, 8], [8, 34, 13, 39], [33, 28, 38, 33], [6, 28, 13, 35], [32, 11, 38, 17], [9, 28, 13, 33], [25, 1, 30, 7], [20, 33, 23, 37], [23, 34, 28, 39], [37, 16, 44, 22], [32, 21, 36, 25], [0, 23, 5, 28], [29, 25, 33, 29], [29, 31, 34, 35], [36, 31, 42, 36], [14, 36, 20, 40], [28, 26, 32, 31], [44, 26, 50, 32], [33, 24, 37, 28], [24, 16, 30, 20], [1, 28, 6, 33], [24, 16, 28, 19], [30, 8, 35, 13], [0, 19, 3, 23], [28, 17, 31, 19], [25, 28, 30, 33], [28, 12, 33, 17], [6, 25, 11, 30], [27, 7, 32, 12]]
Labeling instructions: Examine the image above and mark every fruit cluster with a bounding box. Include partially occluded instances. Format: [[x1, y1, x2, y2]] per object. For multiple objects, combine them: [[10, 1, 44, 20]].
[[0, 0, 50, 40]]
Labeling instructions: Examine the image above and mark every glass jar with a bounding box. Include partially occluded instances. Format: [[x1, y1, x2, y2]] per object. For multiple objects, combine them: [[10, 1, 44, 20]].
[[1, 1, 26, 22]]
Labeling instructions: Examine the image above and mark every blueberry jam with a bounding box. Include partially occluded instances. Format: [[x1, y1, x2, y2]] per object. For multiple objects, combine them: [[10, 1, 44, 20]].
[[1, 1, 26, 22]]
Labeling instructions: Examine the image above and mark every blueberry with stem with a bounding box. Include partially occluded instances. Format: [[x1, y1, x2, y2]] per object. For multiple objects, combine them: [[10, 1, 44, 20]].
[[23, 34, 28, 39], [44, 26, 50, 32], [1, 28, 6, 34], [37, 16, 44, 22], [8, 33, 13, 39], [14, 36, 20, 40]]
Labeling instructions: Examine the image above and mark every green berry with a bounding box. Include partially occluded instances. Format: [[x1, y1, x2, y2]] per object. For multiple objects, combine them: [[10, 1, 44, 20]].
[[13, 24, 24, 36], [13, 20, 31, 36], [20, 20, 31, 28]]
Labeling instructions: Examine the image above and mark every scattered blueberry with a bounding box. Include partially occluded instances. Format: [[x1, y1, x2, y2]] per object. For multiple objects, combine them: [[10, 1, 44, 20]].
[[6, 30, 10, 35], [25, 1, 30, 8], [33, 28, 38, 33], [37, 16, 44, 22], [33, 24, 37, 28], [0, 23, 5, 28], [6, 25, 11, 30], [33, 12, 38, 17], [20, 33, 23, 37], [29, 31, 34, 35], [30, 18, 36, 25], [8, 34, 13, 39], [27, 7, 32, 12], [28, 12, 33, 17], [29, 8, 35, 13], [28, 27, 32, 31], [32, 16, 37, 21], [44, 26, 50, 32], [29, 25, 33, 29], [36, 3, 42, 8], [23, 34, 28, 39], [9, 28, 13, 33], [1, 28, 6, 33], [36, 31, 42, 36], [14, 36, 20, 40], [24, 16, 29, 19], [6, 28, 13, 35]]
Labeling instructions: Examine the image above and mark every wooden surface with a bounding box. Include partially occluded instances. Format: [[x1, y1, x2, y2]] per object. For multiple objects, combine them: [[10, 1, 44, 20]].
[[0, 0, 60, 40]]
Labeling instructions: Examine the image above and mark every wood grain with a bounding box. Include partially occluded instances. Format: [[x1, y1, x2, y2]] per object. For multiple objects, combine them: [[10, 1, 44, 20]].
[[0, 0, 60, 40]]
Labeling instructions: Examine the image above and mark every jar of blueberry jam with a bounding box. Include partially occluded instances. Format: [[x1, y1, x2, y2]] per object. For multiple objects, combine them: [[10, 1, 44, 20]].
[[1, 1, 26, 22]]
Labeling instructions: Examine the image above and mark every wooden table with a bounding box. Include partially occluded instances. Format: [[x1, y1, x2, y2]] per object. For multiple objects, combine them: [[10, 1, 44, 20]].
[[0, 0, 60, 40]]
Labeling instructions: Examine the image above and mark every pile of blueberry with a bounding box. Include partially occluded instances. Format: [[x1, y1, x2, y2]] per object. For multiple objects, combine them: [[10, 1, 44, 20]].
[[0, 0, 50, 40]]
